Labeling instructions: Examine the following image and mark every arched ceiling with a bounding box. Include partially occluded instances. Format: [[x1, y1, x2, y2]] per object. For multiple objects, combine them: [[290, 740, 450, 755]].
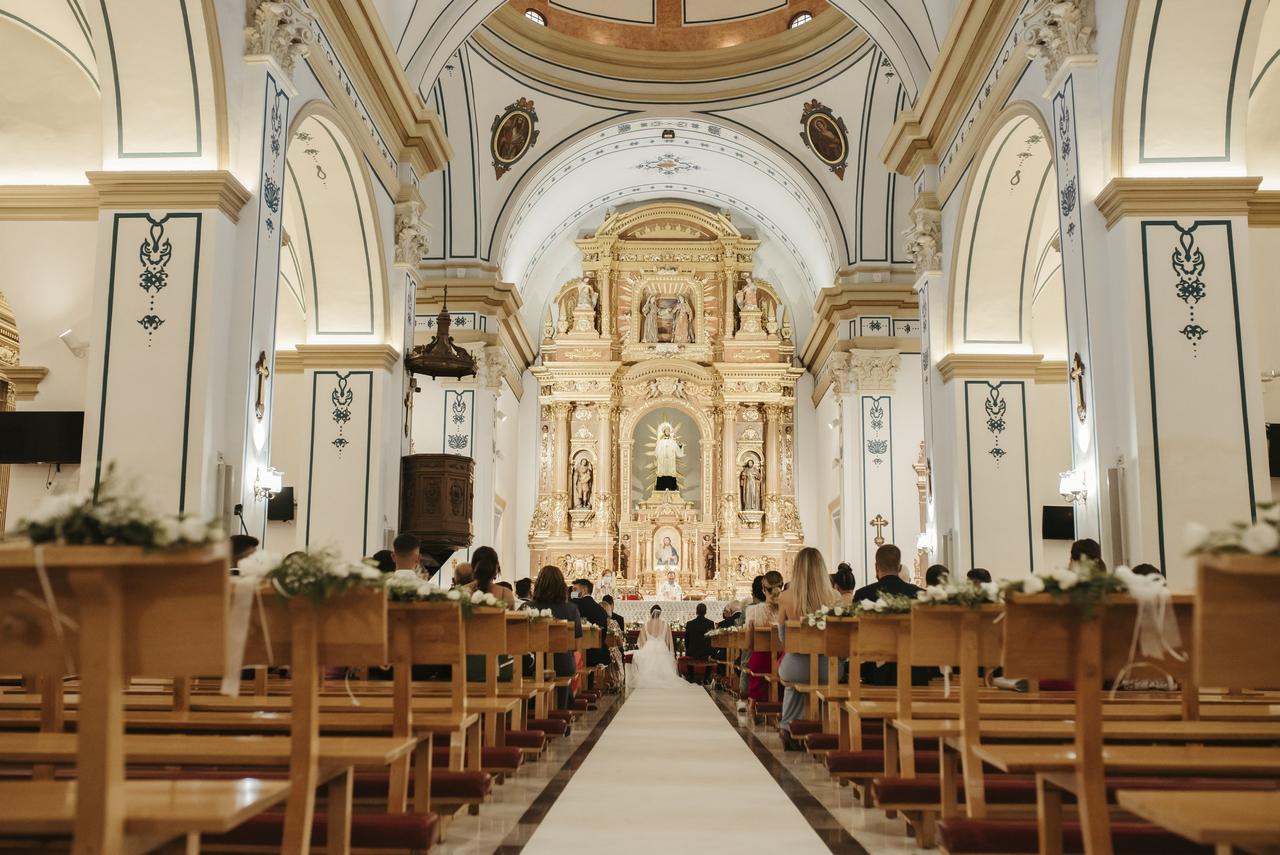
[[377, 0, 952, 103]]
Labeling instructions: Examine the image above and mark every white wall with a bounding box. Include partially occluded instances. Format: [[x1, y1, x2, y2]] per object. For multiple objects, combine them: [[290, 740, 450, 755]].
[[1, 220, 97, 528]]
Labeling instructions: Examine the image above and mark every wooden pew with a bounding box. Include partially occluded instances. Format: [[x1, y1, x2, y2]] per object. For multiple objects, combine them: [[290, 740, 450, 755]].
[[745, 626, 782, 725], [1117, 555, 1280, 854], [0, 545, 290, 854]]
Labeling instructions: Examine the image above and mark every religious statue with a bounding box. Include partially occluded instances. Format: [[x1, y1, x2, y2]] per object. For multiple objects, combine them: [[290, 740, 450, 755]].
[[673, 295, 693, 343], [653, 422, 684, 492], [641, 293, 659, 342], [573, 457, 593, 510], [739, 457, 761, 511], [656, 536, 680, 570], [735, 277, 759, 311], [656, 570, 683, 601], [575, 279, 597, 310]]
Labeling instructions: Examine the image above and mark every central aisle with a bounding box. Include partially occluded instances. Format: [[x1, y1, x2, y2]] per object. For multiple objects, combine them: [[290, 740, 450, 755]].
[[521, 685, 831, 854]]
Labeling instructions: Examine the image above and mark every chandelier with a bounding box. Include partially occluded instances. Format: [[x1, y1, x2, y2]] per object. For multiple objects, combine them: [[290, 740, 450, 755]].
[[405, 281, 476, 379]]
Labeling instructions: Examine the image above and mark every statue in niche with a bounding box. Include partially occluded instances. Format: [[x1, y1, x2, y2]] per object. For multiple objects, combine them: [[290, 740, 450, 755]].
[[641, 293, 659, 342], [739, 457, 762, 511], [575, 279, 597, 310], [673, 295, 693, 343], [573, 457, 594, 509], [735, 277, 759, 312], [652, 422, 685, 492]]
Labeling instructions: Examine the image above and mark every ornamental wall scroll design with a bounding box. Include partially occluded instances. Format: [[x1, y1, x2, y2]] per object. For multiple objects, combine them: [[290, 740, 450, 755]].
[[1171, 224, 1208, 354], [262, 85, 287, 234], [137, 217, 172, 345], [984, 383, 1008, 463], [330, 373, 354, 455], [865, 396, 889, 466]]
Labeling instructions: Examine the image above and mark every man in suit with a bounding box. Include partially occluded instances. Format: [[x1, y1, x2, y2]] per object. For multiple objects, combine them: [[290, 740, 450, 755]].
[[717, 601, 742, 630], [684, 603, 714, 659], [571, 579, 610, 667], [601, 595, 626, 637], [854, 544, 935, 686]]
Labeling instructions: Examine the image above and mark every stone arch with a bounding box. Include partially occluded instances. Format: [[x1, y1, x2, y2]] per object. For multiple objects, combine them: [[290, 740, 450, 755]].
[[1247, 1, 1280, 184], [947, 103, 1059, 355], [1115, 0, 1268, 176], [279, 102, 390, 345]]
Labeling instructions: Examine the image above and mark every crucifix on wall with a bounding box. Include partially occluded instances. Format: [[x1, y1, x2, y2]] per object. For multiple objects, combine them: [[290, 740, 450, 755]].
[[254, 351, 270, 421], [1070, 352, 1087, 423], [869, 514, 889, 546], [403, 378, 420, 440]]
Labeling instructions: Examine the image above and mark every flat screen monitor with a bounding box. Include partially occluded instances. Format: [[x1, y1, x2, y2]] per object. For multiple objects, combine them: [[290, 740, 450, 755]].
[[266, 486, 295, 522], [0, 411, 84, 464], [1042, 505, 1076, 541]]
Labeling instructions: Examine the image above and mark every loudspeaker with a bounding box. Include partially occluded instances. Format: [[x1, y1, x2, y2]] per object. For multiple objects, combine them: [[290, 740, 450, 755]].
[[266, 486, 295, 522]]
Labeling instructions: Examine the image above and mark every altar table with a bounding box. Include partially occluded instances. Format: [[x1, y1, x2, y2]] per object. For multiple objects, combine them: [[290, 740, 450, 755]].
[[614, 599, 730, 628]]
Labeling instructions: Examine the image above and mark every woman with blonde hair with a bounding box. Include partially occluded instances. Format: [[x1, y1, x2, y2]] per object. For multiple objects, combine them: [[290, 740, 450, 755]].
[[776, 547, 843, 747]]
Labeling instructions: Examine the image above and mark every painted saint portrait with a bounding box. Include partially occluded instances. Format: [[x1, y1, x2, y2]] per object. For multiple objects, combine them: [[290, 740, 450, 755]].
[[799, 100, 850, 180], [490, 97, 539, 179]]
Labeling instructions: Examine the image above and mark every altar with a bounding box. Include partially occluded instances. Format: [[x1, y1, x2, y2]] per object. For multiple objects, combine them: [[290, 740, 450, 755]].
[[526, 203, 806, 595], [613, 599, 731, 630]]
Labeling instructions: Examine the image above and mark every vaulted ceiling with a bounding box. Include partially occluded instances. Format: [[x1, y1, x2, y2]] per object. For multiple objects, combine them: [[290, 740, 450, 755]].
[[369, 0, 955, 341]]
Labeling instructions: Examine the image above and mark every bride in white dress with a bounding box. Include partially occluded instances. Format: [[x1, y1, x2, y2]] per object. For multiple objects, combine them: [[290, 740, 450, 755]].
[[629, 605, 688, 689]]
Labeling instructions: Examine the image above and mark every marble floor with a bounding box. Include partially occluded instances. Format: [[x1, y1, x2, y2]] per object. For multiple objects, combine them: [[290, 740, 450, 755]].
[[435, 685, 931, 855]]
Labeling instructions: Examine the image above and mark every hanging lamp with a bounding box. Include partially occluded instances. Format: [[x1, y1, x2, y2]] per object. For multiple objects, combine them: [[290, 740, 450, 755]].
[[405, 280, 476, 379]]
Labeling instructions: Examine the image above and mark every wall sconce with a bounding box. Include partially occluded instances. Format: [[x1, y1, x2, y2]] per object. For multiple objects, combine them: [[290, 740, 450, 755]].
[[915, 530, 935, 553], [59, 328, 89, 359], [1059, 468, 1088, 504], [254, 466, 283, 501], [827, 418, 840, 431]]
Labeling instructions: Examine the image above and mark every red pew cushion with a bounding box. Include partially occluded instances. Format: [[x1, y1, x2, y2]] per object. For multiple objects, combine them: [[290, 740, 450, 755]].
[[825, 750, 940, 775], [938, 819, 1210, 854], [206, 811, 439, 850]]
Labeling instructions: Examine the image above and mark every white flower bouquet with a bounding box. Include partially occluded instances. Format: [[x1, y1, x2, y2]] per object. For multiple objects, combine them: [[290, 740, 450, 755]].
[[802, 603, 857, 630], [16, 465, 220, 549], [914, 579, 1001, 607], [385, 570, 512, 614], [1000, 560, 1166, 615], [251, 548, 382, 602], [1185, 503, 1280, 556], [852, 593, 915, 616]]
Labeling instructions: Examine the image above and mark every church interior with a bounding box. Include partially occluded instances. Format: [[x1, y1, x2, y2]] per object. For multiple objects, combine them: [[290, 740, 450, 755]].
[[2, 0, 1280, 852]]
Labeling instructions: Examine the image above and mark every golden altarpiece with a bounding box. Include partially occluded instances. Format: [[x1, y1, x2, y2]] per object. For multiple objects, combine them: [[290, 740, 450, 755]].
[[528, 203, 804, 598]]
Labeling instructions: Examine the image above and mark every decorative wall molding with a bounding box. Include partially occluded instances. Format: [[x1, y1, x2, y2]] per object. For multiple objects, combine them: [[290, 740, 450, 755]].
[[936, 352, 1046, 381], [0, 186, 99, 220], [799, 270, 917, 377], [1019, 0, 1096, 86], [86, 171, 252, 223], [1248, 191, 1280, 228], [830, 349, 902, 394], [244, 0, 316, 78], [274, 343, 400, 373], [394, 198, 431, 267], [5, 366, 48, 401], [416, 275, 536, 371], [1094, 177, 1262, 230], [880, 0, 1025, 179], [904, 194, 942, 275], [1035, 359, 1068, 383]]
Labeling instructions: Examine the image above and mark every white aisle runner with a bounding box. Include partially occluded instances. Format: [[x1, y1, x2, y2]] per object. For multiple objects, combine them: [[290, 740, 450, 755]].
[[521, 685, 830, 854]]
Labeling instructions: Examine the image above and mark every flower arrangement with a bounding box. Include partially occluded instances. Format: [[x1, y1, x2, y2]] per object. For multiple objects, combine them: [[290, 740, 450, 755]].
[[240, 548, 382, 603], [16, 466, 220, 549], [853, 593, 915, 616], [383, 569, 514, 614], [1000, 560, 1166, 615], [802, 603, 857, 630], [915, 579, 1001, 607], [1185, 504, 1280, 556]]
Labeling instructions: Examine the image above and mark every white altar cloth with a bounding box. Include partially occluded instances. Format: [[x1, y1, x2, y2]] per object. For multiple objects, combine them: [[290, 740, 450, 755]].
[[613, 599, 730, 628]]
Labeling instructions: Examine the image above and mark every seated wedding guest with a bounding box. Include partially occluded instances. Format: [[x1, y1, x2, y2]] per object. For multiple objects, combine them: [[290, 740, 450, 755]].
[[515, 577, 533, 607], [1132, 563, 1160, 576], [451, 561, 474, 587], [966, 567, 992, 584], [777, 547, 844, 748], [832, 563, 858, 605], [854, 544, 921, 602], [737, 574, 768, 710], [497, 580, 513, 591], [743, 570, 784, 713], [392, 533, 421, 573], [230, 534, 259, 570], [532, 566, 582, 707], [369, 549, 396, 573], [1070, 537, 1105, 570], [855, 545, 933, 686], [684, 603, 715, 667], [570, 579, 610, 667], [601, 595, 626, 637], [719, 601, 742, 629], [463, 546, 517, 607], [926, 564, 950, 587]]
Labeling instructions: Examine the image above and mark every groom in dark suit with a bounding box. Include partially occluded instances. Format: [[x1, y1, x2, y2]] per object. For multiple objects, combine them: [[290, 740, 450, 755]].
[[571, 579, 610, 667], [854, 544, 935, 686]]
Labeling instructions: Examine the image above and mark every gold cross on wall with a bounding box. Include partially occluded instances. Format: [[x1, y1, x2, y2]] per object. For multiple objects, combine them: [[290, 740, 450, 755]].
[[1070, 352, 1087, 423], [869, 514, 889, 546], [254, 351, 270, 421]]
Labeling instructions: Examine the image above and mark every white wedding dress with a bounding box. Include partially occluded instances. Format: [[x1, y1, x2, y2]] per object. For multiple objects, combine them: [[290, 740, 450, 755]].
[[629, 617, 687, 689]]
